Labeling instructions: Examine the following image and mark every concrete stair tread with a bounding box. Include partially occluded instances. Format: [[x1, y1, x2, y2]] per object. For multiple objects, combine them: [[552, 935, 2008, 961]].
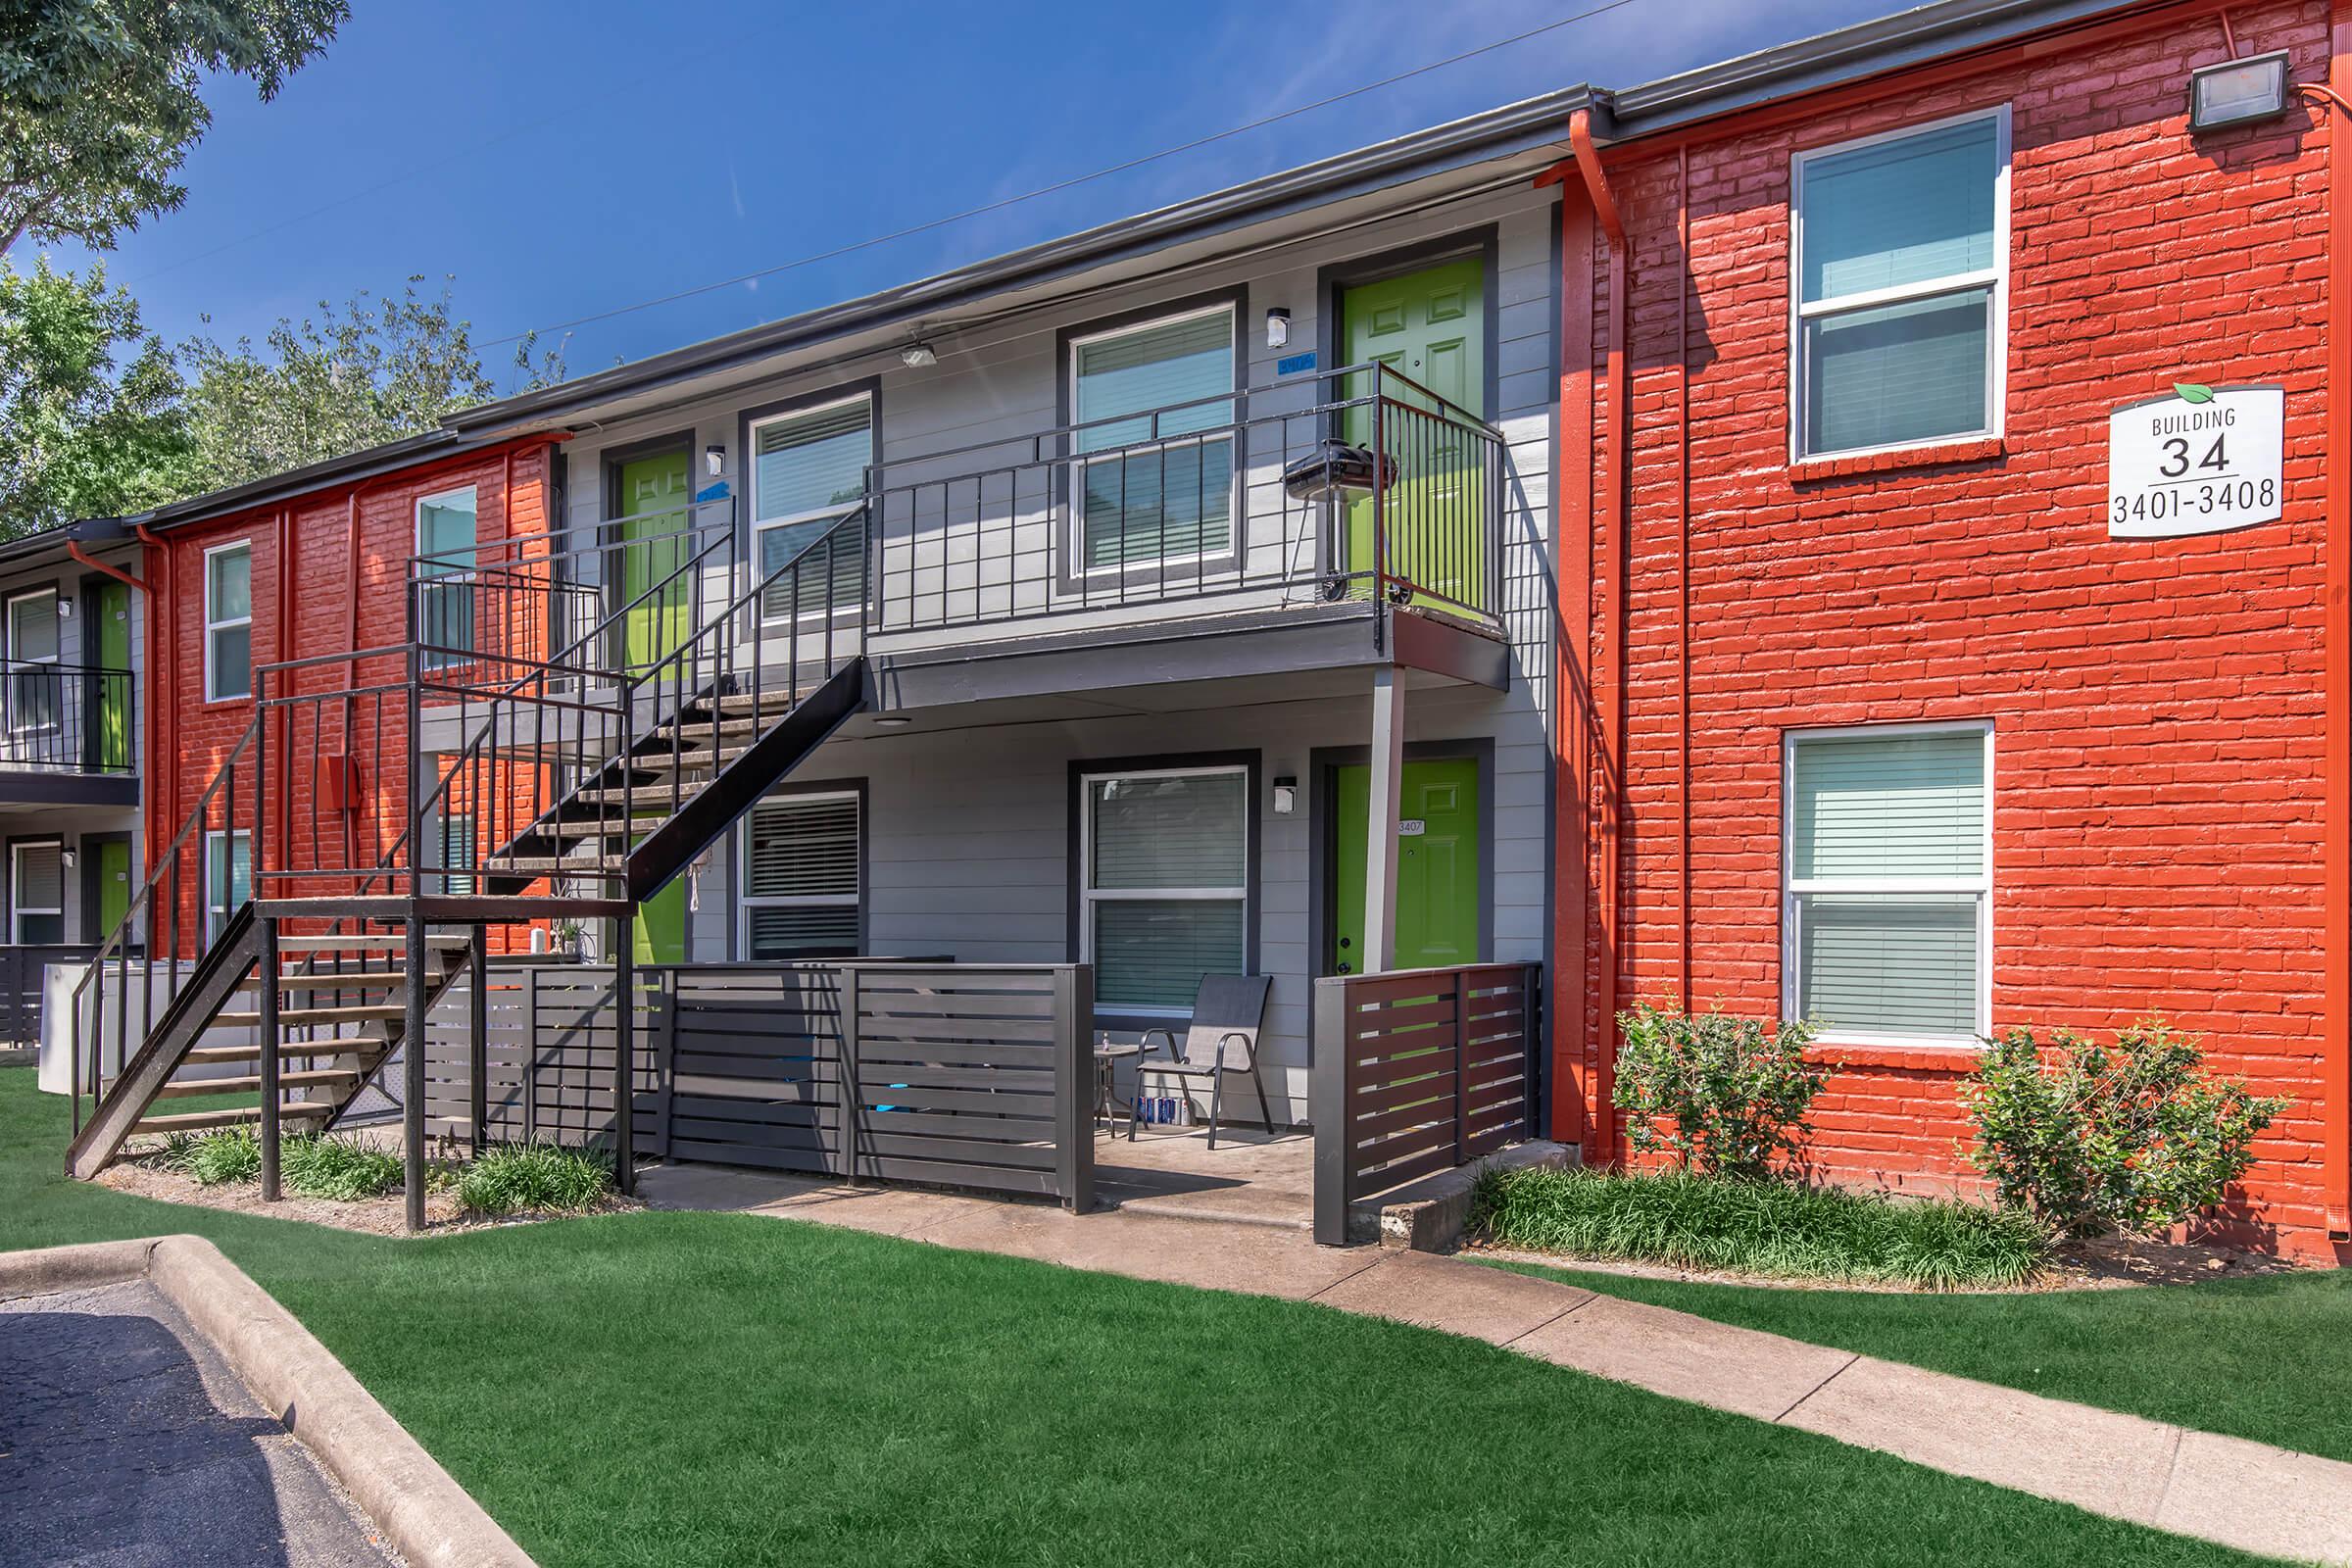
[[214, 1003, 406, 1027], [155, 1068, 361, 1098], [183, 1044, 381, 1066], [133, 1102, 336, 1133]]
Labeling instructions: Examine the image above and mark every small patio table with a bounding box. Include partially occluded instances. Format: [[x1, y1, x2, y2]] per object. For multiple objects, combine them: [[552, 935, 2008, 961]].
[[1093, 1039, 1142, 1132]]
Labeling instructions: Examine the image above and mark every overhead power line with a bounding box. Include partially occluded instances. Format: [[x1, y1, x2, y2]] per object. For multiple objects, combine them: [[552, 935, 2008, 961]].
[[472, 0, 1639, 351]]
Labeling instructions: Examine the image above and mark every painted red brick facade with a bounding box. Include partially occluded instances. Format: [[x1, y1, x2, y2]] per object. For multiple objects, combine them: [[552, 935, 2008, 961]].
[[1551, 0, 2346, 1256], [143, 438, 562, 956]]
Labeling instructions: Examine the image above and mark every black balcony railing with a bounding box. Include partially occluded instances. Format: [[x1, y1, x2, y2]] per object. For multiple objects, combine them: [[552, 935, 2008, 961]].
[[863, 361, 1506, 638], [0, 660, 134, 774]]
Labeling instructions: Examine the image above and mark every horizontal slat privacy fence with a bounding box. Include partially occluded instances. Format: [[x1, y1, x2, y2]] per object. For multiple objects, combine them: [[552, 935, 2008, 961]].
[[1310, 961, 1541, 1245], [419, 959, 1094, 1209]]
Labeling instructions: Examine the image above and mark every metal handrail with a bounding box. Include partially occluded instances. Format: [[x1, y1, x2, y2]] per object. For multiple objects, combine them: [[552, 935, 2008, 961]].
[[70, 715, 260, 1135]]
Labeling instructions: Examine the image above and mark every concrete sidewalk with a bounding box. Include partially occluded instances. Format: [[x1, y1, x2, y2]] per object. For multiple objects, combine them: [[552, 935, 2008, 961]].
[[642, 1161, 2352, 1564]]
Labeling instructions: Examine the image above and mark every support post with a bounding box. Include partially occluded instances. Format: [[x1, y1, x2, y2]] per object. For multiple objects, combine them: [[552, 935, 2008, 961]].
[[403, 915, 426, 1233], [1310, 975, 1350, 1246], [1052, 963, 1094, 1212], [258, 914, 279, 1201], [612, 945, 635, 1194], [1363, 666, 1405, 975], [836, 965, 861, 1187], [467, 923, 488, 1155]]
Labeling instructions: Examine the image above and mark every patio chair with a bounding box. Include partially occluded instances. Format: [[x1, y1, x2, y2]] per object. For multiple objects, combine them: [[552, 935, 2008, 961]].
[[1128, 974, 1276, 1149]]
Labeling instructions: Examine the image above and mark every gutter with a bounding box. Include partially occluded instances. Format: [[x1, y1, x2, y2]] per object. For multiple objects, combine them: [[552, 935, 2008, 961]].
[[66, 540, 140, 594]]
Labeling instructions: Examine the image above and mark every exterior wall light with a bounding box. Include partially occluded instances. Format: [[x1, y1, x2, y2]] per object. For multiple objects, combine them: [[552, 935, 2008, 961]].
[[704, 444, 725, 478], [1265, 308, 1292, 349], [2190, 51, 2292, 132], [1272, 775, 1298, 814], [900, 342, 938, 368]]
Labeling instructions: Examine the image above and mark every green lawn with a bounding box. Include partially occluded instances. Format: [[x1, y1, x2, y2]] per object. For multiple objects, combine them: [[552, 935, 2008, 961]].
[[1486, 1253, 2352, 1467], [1, 1067, 2253, 1567]]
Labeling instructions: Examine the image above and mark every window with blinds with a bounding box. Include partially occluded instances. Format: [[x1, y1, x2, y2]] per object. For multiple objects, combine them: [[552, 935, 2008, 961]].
[[1785, 727, 1989, 1042], [752, 397, 872, 622], [1794, 111, 2005, 459], [1070, 306, 1235, 571], [435, 814, 476, 897], [205, 829, 251, 943], [205, 544, 252, 701], [416, 488, 478, 666], [741, 791, 860, 959], [6, 592, 59, 743], [11, 841, 62, 944], [1083, 767, 1247, 1011]]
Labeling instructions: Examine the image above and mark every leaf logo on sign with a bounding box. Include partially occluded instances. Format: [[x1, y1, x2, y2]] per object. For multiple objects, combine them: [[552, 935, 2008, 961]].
[[2172, 382, 2216, 404]]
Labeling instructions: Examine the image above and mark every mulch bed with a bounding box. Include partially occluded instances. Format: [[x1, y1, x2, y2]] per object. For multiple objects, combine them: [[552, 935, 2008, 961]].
[[97, 1155, 642, 1237]]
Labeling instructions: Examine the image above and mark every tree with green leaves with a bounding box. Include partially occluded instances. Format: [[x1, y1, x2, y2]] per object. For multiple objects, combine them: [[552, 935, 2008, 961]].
[[0, 256, 191, 534], [174, 276, 564, 493], [0, 0, 346, 254]]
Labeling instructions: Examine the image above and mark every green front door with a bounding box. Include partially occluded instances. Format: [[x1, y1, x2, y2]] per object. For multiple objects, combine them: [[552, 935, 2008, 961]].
[[617, 450, 693, 674], [1331, 757, 1481, 974], [94, 837, 130, 940], [1341, 257, 1487, 612], [616, 451, 691, 963], [91, 579, 130, 771]]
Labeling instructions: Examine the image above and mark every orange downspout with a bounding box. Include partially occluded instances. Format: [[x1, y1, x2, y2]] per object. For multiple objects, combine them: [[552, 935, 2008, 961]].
[[1573, 108, 1630, 1167], [2325, 1, 2352, 1237], [1536, 158, 1596, 1150], [134, 523, 173, 922]]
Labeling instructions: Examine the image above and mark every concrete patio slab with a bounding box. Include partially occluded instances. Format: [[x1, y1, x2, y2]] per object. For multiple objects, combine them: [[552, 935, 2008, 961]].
[[636, 1162, 1005, 1242], [1307, 1250, 1593, 1341], [1780, 1354, 2180, 1524], [1093, 1126, 1313, 1231], [1508, 1293, 1858, 1423], [2155, 1429, 2352, 1564]]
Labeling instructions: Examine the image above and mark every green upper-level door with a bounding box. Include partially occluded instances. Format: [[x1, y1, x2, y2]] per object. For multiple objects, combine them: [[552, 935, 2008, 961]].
[[1341, 256, 1487, 613], [90, 579, 130, 771], [618, 450, 693, 673]]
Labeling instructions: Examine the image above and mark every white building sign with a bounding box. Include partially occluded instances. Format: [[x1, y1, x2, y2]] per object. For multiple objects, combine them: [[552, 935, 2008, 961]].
[[2108, 383, 2283, 539]]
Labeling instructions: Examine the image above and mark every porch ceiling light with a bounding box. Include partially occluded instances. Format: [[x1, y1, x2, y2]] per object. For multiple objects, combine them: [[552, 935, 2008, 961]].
[[872, 714, 912, 727], [900, 342, 938, 368], [2189, 51, 2292, 132]]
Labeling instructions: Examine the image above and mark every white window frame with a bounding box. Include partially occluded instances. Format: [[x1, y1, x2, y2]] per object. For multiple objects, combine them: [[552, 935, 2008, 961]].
[[415, 485, 480, 670], [1078, 762, 1250, 1018], [748, 393, 873, 628], [204, 827, 251, 942], [10, 839, 63, 944], [1788, 105, 2011, 463], [736, 788, 862, 958], [203, 541, 254, 702], [5, 588, 61, 744], [1781, 719, 1993, 1049], [1064, 302, 1242, 581]]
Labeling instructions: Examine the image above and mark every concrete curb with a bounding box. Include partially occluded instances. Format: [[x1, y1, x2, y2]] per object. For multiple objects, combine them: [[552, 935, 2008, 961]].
[[4, 1236, 536, 1568], [1350, 1140, 1574, 1250], [0, 1236, 157, 1301]]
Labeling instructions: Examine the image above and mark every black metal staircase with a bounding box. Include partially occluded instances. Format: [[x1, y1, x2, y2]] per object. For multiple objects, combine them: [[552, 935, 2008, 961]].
[[66, 504, 871, 1218]]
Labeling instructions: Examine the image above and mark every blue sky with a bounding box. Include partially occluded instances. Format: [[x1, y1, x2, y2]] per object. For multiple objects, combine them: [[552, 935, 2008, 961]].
[[41, 0, 1893, 388]]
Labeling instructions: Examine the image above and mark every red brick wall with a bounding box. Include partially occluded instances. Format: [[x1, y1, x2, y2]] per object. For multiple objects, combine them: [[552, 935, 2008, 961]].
[[1560, 1, 2341, 1255], [145, 442, 558, 956]]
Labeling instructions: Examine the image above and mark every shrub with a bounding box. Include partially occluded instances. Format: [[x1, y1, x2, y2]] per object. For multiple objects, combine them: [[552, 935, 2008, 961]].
[[1612, 1002, 1825, 1180], [1961, 1019, 2289, 1241], [457, 1142, 612, 1216], [279, 1133, 403, 1201], [164, 1125, 261, 1186], [1469, 1162, 2045, 1289]]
